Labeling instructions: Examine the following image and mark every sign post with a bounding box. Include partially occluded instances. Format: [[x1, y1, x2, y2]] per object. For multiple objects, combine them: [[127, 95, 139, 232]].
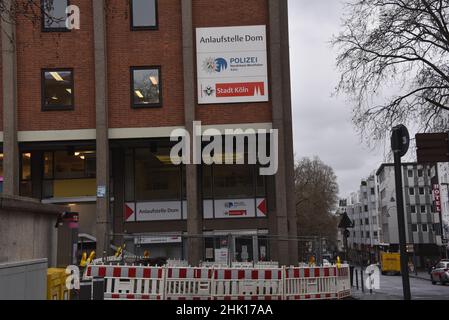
[[391, 124, 411, 300]]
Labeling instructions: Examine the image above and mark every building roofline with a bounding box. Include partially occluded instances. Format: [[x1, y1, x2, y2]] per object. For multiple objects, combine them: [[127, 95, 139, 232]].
[[375, 162, 433, 176]]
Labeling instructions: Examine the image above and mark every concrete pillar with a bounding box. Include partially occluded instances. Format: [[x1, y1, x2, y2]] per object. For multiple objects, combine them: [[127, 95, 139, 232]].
[[268, 0, 298, 265], [92, 0, 110, 257], [182, 0, 203, 266], [279, 0, 299, 264], [1, 0, 19, 196]]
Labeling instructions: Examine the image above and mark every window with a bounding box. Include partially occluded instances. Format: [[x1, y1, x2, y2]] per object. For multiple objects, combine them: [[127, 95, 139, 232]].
[[364, 205, 368, 212], [53, 151, 95, 179], [370, 188, 375, 195], [131, 0, 158, 30], [42, 0, 69, 31], [42, 69, 74, 110], [131, 67, 162, 107], [422, 224, 428, 232], [412, 224, 418, 232], [134, 147, 181, 201], [374, 231, 378, 237], [411, 205, 416, 213], [42, 150, 96, 199], [409, 188, 415, 196], [408, 170, 413, 178], [419, 187, 425, 195], [366, 231, 370, 238], [418, 169, 423, 177], [213, 165, 254, 199], [20, 153, 32, 197], [365, 218, 369, 225], [420, 205, 426, 213]]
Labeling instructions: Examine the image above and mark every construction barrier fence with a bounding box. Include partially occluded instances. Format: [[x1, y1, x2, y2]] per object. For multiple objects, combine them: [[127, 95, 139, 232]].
[[84, 264, 351, 301]]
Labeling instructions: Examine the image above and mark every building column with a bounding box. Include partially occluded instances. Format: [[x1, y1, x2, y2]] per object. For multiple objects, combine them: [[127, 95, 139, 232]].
[[182, 0, 203, 266], [93, 0, 110, 257], [268, 0, 298, 265], [2, 0, 19, 196]]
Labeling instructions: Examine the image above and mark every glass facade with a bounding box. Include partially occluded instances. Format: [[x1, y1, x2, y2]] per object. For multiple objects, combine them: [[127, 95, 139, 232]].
[[125, 144, 185, 202], [42, 150, 96, 199]]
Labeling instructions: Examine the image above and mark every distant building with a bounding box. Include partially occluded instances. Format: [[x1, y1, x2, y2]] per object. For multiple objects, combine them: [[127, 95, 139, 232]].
[[345, 173, 381, 264], [344, 162, 446, 267]]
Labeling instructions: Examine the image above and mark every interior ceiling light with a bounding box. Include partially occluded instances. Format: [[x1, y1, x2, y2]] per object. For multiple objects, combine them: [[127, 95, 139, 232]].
[[150, 76, 158, 85], [49, 71, 64, 81], [135, 90, 144, 98]]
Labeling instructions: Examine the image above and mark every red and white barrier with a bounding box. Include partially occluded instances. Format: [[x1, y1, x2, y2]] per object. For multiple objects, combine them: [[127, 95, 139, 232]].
[[85, 265, 165, 300], [165, 267, 213, 300], [284, 266, 338, 300], [212, 268, 284, 300], [84, 264, 351, 300], [336, 266, 351, 299]]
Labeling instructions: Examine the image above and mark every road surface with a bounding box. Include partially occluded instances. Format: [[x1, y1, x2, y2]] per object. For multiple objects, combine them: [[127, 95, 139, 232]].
[[353, 269, 449, 300]]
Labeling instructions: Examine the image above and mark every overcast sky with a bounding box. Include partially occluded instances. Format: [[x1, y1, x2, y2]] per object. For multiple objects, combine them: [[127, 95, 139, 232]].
[[288, 0, 386, 198]]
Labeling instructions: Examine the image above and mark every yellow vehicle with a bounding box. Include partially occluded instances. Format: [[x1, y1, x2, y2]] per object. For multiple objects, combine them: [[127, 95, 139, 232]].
[[380, 252, 401, 275]]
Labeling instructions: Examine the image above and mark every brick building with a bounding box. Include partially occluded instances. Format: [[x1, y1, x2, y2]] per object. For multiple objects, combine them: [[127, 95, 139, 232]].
[[0, 0, 297, 265]]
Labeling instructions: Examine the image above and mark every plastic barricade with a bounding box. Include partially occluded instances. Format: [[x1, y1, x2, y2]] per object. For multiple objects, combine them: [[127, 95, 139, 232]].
[[212, 268, 284, 300]]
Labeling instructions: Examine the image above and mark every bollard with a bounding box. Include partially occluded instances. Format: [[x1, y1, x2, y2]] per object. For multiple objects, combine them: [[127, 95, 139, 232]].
[[92, 277, 105, 300], [361, 269, 365, 293], [355, 270, 359, 290], [350, 266, 354, 287], [79, 280, 92, 300]]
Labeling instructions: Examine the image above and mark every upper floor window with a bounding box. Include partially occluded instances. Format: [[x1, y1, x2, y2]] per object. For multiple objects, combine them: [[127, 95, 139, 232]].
[[42, 69, 74, 111], [131, 0, 158, 30], [131, 67, 162, 108], [42, 0, 69, 31]]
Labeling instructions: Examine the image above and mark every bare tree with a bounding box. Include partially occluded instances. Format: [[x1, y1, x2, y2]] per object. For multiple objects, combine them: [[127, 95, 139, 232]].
[[333, 0, 449, 144], [295, 157, 339, 247]]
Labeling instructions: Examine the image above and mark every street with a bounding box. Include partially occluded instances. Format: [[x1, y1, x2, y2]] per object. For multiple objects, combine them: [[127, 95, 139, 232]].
[[353, 270, 449, 300]]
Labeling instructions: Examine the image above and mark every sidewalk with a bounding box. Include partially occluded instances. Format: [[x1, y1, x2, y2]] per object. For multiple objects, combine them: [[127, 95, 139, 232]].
[[409, 271, 431, 282]]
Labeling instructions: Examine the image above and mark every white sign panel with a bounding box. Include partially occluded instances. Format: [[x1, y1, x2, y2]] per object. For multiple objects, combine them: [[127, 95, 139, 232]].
[[135, 236, 182, 245], [214, 199, 256, 219], [196, 25, 268, 104], [136, 201, 182, 221], [215, 249, 229, 264]]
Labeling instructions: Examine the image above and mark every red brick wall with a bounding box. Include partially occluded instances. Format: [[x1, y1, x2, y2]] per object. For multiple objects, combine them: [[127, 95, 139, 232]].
[[11, 0, 272, 133], [193, 0, 272, 125], [107, 0, 185, 128], [16, 0, 96, 131]]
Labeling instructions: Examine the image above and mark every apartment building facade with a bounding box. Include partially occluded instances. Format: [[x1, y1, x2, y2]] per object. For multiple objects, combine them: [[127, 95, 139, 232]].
[[344, 174, 381, 264], [343, 163, 447, 266], [0, 0, 298, 265]]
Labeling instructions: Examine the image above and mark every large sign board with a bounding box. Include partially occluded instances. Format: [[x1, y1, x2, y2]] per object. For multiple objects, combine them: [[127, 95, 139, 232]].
[[125, 202, 184, 222], [196, 25, 269, 104], [212, 198, 267, 219]]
